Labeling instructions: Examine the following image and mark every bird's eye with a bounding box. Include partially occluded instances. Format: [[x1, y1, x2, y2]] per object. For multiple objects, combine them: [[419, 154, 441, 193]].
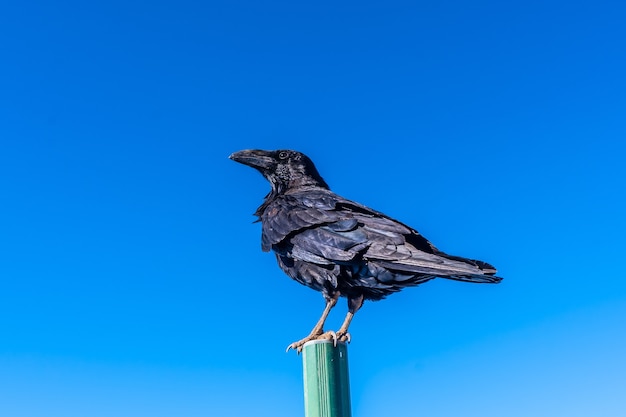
[[278, 151, 289, 160]]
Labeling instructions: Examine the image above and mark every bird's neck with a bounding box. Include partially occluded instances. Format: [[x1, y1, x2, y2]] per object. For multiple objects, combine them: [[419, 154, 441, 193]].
[[287, 174, 328, 190], [253, 181, 328, 219]]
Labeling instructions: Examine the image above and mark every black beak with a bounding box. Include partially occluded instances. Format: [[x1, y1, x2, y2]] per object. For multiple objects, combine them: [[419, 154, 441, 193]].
[[229, 149, 275, 171]]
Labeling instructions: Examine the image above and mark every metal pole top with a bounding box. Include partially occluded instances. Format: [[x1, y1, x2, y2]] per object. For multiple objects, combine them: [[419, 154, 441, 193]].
[[301, 340, 352, 417]]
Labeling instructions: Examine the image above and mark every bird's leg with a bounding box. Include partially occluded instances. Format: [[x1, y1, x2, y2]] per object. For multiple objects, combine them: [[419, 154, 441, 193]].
[[335, 294, 364, 344], [286, 293, 339, 353]]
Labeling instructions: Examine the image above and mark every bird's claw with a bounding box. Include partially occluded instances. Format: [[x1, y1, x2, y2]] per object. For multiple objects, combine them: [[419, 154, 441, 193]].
[[285, 343, 300, 354], [285, 330, 338, 354], [327, 330, 338, 346], [337, 331, 351, 344]]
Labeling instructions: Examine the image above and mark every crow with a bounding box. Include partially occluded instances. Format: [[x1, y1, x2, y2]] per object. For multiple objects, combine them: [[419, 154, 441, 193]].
[[230, 149, 502, 352]]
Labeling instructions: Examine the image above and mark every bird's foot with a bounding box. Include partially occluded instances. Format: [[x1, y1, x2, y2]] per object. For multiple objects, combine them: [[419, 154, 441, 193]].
[[336, 330, 351, 344], [285, 330, 337, 354]]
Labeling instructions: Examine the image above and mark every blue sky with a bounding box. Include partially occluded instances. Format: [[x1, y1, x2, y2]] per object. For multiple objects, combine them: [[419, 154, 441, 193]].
[[1, 1, 625, 416]]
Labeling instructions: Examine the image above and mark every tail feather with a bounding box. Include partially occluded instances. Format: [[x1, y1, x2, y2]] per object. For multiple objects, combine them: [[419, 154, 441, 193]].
[[441, 255, 502, 283], [376, 252, 502, 284], [445, 273, 503, 284]]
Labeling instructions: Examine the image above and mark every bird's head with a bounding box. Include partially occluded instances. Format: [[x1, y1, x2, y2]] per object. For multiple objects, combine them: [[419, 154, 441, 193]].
[[229, 149, 329, 193]]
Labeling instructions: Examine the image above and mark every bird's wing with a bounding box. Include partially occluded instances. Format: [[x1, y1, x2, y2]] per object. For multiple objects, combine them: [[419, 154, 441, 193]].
[[288, 218, 369, 264], [264, 190, 498, 280], [331, 197, 498, 278], [284, 208, 471, 280], [262, 190, 416, 265], [333, 198, 440, 254]]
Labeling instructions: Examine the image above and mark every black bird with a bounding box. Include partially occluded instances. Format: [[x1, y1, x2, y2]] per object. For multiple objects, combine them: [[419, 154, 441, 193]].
[[230, 149, 502, 352]]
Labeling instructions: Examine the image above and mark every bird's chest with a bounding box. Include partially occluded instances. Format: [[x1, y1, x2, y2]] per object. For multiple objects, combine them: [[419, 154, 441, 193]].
[[260, 204, 290, 252]]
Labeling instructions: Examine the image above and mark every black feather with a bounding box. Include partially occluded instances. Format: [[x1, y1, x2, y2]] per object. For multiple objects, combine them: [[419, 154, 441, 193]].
[[230, 149, 502, 303]]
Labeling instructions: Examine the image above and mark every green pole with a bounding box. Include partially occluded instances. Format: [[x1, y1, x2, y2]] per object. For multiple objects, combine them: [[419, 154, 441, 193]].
[[301, 340, 352, 417]]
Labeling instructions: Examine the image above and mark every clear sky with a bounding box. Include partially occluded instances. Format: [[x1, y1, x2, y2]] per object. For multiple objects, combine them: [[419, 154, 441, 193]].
[[1, 1, 625, 416]]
